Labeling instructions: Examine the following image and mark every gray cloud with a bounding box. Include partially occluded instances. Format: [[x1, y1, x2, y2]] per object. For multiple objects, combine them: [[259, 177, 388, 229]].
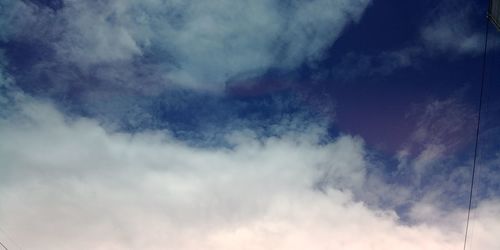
[[331, 47, 423, 80], [3, 0, 371, 92], [328, 0, 495, 80], [420, 0, 490, 56]]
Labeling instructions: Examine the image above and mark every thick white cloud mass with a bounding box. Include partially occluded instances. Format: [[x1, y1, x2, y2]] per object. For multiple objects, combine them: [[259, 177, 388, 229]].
[[1, 97, 500, 250], [3, 0, 370, 91]]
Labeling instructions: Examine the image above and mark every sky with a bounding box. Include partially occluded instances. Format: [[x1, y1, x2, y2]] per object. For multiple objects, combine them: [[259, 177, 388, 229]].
[[1, 0, 500, 249]]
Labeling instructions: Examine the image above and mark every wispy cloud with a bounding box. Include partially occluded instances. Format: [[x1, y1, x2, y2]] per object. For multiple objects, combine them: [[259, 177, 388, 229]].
[[2, 0, 371, 92], [331, 47, 423, 80], [328, 0, 494, 79], [420, 0, 486, 55]]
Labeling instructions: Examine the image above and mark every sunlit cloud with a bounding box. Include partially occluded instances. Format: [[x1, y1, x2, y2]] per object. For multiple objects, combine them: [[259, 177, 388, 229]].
[[1, 0, 500, 249], [0, 94, 498, 250]]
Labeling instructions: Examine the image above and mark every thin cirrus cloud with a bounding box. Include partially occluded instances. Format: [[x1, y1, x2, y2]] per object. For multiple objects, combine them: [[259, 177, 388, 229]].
[[2, 0, 371, 92], [0, 92, 499, 250], [330, 0, 492, 80], [419, 0, 496, 56]]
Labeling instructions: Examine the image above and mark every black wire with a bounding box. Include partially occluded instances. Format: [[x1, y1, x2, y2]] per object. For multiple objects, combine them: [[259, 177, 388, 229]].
[[0, 240, 8, 250], [462, 13, 490, 250]]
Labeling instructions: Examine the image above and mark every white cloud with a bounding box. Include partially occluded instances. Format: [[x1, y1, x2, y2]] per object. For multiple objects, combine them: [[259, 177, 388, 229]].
[[390, 95, 487, 218], [3, 0, 371, 92], [420, 1, 486, 55], [332, 47, 423, 79], [328, 1, 492, 79], [2, 2, 500, 248], [398, 95, 476, 173], [0, 96, 500, 249]]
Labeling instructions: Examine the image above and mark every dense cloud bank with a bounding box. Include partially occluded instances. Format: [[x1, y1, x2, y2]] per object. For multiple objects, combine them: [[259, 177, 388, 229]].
[[0, 95, 499, 250]]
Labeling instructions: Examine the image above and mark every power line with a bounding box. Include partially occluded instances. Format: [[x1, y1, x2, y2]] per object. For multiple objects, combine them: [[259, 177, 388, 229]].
[[462, 12, 491, 250], [0, 240, 8, 250], [0, 226, 21, 250], [0, 192, 23, 250], [467, 11, 499, 250]]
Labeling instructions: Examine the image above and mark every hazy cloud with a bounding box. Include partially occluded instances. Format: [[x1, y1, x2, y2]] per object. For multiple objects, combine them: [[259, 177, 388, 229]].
[[420, 1, 485, 55], [2, 0, 371, 92], [328, 0, 492, 80], [331, 47, 423, 80]]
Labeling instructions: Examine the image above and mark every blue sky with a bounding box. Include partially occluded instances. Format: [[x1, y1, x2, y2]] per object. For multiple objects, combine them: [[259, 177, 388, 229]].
[[1, 0, 500, 249]]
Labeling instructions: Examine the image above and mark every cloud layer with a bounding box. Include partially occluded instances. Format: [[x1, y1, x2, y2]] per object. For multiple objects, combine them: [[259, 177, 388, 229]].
[[3, 0, 370, 92], [0, 95, 499, 250], [2, 1, 500, 249]]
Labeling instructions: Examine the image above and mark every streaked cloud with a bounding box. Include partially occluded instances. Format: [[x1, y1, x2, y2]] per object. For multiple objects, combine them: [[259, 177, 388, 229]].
[[2, 0, 371, 92], [420, 1, 486, 55], [327, 0, 493, 80]]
